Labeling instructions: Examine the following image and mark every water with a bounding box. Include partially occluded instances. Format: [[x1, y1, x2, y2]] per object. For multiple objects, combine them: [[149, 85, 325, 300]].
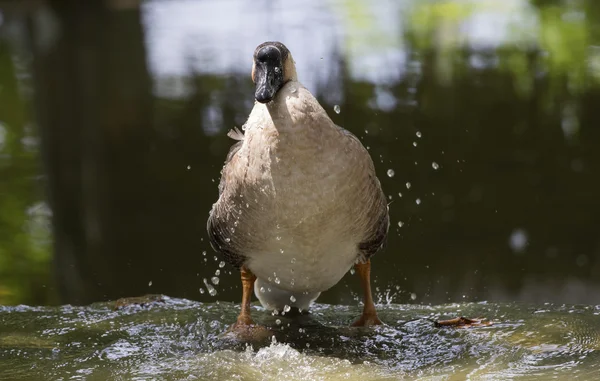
[[0, 297, 599, 380]]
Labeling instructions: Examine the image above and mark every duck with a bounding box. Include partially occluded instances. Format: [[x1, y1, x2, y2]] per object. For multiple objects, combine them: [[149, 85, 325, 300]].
[[207, 41, 389, 329]]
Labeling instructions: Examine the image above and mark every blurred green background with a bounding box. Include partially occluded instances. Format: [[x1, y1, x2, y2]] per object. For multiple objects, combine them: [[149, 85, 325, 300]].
[[0, 0, 599, 306]]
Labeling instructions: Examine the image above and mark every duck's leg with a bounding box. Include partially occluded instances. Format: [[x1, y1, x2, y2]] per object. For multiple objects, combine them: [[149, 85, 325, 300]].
[[351, 259, 383, 327], [233, 265, 257, 327]]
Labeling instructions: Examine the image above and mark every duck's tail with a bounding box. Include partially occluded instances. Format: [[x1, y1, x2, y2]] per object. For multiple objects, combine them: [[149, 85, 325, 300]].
[[253, 277, 320, 313]]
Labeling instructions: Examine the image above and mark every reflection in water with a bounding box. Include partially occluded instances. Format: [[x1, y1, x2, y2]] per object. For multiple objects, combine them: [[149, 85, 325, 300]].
[[0, 0, 598, 308], [0, 298, 599, 380]]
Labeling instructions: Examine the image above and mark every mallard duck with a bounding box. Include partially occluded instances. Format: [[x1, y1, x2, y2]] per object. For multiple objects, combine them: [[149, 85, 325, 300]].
[[208, 41, 389, 328]]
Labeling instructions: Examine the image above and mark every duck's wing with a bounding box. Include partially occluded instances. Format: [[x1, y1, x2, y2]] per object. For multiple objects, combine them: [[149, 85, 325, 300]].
[[217, 127, 244, 195], [335, 124, 363, 147], [207, 128, 247, 268], [336, 124, 390, 261], [207, 211, 247, 268], [358, 187, 390, 261]]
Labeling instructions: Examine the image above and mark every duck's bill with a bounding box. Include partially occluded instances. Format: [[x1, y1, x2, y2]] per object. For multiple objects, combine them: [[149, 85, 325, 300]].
[[254, 64, 283, 103]]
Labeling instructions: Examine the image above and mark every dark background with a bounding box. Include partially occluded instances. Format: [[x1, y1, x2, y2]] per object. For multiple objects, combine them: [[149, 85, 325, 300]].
[[0, 0, 599, 306]]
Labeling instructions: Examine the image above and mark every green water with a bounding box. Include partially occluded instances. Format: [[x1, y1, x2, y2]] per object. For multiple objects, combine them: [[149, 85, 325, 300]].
[[1, 298, 598, 380]]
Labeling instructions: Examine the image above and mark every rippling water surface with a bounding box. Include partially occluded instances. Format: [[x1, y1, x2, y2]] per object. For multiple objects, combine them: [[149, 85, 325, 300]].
[[1, 297, 599, 380]]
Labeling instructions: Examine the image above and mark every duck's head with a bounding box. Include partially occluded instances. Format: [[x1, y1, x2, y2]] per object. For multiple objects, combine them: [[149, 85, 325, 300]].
[[252, 41, 297, 104]]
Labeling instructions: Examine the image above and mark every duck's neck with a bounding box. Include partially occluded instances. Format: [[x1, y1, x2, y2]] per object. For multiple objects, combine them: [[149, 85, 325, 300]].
[[246, 81, 302, 134]]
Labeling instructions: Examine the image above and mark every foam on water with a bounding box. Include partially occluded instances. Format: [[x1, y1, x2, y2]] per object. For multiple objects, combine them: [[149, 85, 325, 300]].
[[0, 298, 598, 380]]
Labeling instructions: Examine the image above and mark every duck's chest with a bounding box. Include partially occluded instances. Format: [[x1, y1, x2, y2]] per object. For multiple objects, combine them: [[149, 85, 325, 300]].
[[242, 125, 358, 216], [241, 131, 361, 291]]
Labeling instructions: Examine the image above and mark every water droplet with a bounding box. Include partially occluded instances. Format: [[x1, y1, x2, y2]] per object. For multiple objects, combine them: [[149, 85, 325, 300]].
[[509, 228, 528, 253], [387, 169, 395, 177], [413, 142, 417, 147], [406, 182, 411, 189], [274, 277, 281, 285], [274, 67, 280, 73], [416, 131, 422, 138], [334, 105, 341, 114], [203, 278, 217, 296], [202, 251, 206, 256], [398, 192, 403, 197], [410, 293, 417, 300], [283, 305, 291, 313], [186, 165, 191, 170], [290, 279, 295, 286], [291, 258, 296, 264], [211, 276, 220, 285], [279, 249, 284, 254], [276, 319, 282, 325], [215, 269, 220, 276], [276, 236, 281, 241], [260, 287, 265, 293], [219, 261, 225, 268], [416, 198, 421, 205], [398, 221, 404, 227], [350, 268, 356, 275], [148, 281, 153, 287], [199, 288, 205, 294], [290, 295, 296, 303], [224, 237, 231, 243], [432, 162, 439, 170]]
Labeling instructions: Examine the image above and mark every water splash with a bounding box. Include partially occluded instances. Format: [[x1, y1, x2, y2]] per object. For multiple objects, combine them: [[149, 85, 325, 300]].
[[203, 278, 217, 296], [1, 299, 597, 380]]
